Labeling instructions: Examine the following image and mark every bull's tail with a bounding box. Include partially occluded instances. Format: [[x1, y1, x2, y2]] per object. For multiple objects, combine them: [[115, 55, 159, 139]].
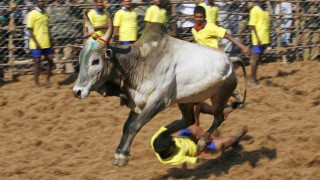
[[230, 57, 247, 109]]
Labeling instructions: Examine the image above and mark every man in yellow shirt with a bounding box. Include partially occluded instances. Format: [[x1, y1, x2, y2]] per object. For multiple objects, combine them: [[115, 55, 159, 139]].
[[87, 0, 109, 36], [192, 6, 250, 56], [113, 0, 138, 45], [144, 0, 168, 25], [152, 125, 248, 165], [248, 0, 270, 85], [27, 0, 54, 88], [199, 0, 219, 24]]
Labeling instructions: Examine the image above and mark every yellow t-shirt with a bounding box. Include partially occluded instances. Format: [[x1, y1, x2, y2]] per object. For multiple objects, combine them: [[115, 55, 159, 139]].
[[199, 2, 219, 24], [87, 9, 109, 36], [248, 5, 270, 45], [27, 10, 51, 49], [113, 8, 138, 41], [192, 22, 227, 48], [144, 5, 168, 24], [151, 127, 198, 165]]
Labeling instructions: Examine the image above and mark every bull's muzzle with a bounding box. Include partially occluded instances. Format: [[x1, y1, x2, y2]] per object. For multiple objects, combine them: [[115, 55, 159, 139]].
[[73, 89, 82, 98], [73, 86, 89, 99]]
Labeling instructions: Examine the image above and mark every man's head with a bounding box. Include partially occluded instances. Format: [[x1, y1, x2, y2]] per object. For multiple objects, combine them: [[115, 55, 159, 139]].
[[153, 132, 176, 159], [153, 0, 162, 6], [121, 0, 132, 10], [256, 0, 265, 5], [194, 6, 206, 26], [94, 0, 105, 11], [36, 0, 45, 9]]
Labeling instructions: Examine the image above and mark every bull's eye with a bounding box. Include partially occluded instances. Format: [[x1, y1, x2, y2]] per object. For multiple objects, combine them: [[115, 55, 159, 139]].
[[92, 59, 99, 66]]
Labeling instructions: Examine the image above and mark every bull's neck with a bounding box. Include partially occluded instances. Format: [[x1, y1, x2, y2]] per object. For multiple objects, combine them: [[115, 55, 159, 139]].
[[112, 44, 141, 88]]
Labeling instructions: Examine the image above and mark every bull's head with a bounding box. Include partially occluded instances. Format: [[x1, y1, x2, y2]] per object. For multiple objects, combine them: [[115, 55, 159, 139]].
[[73, 13, 114, 99]]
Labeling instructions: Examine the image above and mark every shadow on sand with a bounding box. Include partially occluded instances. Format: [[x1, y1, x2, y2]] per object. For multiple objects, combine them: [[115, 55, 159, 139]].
[[58, 73, 78, 86], [0, 74, 20, 88], [154, 146, 277, 180]]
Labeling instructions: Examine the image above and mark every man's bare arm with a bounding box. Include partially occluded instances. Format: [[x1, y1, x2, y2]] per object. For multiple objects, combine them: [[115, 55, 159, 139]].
[[93, 24, 109, 31], [113, 26, 119, 41], [249, 25, 261, 46], [224, 33, 251, 56], [28, 28, 41, 49]]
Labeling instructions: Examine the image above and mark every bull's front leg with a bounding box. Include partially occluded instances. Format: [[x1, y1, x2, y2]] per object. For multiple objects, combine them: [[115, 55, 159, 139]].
[[113, 110, 138, 166], [113, 98, 166, 166]]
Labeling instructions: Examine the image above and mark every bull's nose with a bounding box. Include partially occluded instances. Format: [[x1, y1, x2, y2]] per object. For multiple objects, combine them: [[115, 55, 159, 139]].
[[73, 89, 82, 98]]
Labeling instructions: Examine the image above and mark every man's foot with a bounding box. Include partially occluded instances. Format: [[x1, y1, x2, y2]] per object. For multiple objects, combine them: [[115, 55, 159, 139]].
[[232, 126, 248, 147]]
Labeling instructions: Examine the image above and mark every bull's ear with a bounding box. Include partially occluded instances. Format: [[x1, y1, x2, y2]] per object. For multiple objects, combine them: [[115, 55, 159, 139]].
[[85, 12, 95, 35], [105, 49, 113, 59]]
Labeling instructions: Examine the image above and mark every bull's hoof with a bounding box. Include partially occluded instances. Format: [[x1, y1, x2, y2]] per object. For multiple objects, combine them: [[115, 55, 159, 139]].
[[197, 137, 207, 152], [112, 153, 129, 167], [113, 153, 120, 166]]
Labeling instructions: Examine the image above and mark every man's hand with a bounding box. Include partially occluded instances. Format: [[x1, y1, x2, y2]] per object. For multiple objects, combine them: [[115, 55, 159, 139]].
[[257, 39, 262, 46], [196, 158, 207, 164], [242, 46, 251, 56], [35, 42, 41, 49]]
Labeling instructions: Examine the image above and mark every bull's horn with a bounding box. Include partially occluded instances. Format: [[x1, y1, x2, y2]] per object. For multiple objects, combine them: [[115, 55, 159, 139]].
[[101, 13, 113, 44], [85, 12, 95, 35]]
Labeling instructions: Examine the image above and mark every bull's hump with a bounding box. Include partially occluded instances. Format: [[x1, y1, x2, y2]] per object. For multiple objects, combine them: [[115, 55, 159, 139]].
[[139, 41, 159, 58]]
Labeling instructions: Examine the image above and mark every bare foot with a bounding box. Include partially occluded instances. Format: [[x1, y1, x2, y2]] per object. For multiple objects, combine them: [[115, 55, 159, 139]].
[[233, 126, 248, 147]]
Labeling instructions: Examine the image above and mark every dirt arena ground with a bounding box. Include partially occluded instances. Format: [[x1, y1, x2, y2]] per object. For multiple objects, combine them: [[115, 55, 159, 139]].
[[0, 61, 319, 180]]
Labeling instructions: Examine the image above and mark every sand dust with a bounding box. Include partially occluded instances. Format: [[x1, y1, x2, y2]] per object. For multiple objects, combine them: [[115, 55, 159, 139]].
[[0, 61, 319, 180]]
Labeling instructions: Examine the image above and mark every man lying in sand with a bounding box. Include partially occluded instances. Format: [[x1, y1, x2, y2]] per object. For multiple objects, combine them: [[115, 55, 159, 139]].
[[151, 125, 248, 165]]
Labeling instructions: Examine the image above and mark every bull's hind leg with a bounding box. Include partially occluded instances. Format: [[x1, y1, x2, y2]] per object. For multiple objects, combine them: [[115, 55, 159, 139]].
[[197, 78, 236, 152], [164, 103, 195, 135]]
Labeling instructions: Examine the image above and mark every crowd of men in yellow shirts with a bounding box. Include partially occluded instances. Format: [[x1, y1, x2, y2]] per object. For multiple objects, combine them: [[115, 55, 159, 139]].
[[28, 0, 269, 88]]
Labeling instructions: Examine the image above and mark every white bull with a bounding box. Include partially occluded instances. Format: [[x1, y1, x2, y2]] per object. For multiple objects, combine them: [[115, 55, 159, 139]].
[[73, 14, 246, 166]]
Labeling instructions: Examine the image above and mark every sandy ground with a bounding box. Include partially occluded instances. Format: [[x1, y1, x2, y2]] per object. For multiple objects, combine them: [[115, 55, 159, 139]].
[[0, 61, 319, 180]]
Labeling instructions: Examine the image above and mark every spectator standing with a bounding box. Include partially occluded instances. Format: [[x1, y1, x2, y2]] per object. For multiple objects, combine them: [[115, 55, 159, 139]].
[[48, 0, 76, 73], [274, 1, 293, 46], [198, 0, 219, 24], [27, 0, 54, 88], [248, 0, 270, 85], [144, 0, 168, 25], [113, 0, 138, 45], [87, 0, 109, 36]]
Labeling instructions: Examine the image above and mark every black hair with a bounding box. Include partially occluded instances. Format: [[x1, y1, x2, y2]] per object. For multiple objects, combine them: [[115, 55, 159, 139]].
[[153, 132, 175, 159], [194, 6, 206, 16]]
